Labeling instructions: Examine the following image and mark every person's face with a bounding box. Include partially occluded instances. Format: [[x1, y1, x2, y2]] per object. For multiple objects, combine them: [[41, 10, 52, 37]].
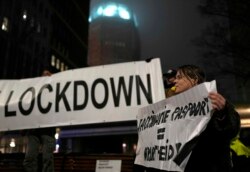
[[174, 70, 197, 94]]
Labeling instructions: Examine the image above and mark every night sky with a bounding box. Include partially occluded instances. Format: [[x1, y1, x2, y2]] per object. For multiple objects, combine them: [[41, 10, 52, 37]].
[[89, 0, 210, 73]]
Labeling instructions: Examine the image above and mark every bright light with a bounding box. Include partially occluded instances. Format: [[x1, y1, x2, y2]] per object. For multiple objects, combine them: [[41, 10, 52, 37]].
[[22, 11, 27, 20], [235, 106, 250, 127], [55, 133, 59, 140], [1, 24, 4, 30], [122, 143, 127, 148], [118, 7, 130, 20], [51, 55, 56, 66], [90, 3, 131, 22], [97, 6, 103, 15], [236, 107, 250, 115], [88, 17, 92, 22], [241, 119, 250, 128], [23, 14, 27, 20], [1, 17, 8, 31], [133, 144, 137, 152], [56, 59, 60, 69], [103, 5, 117, 17], [9, 138, 16, 148], [122, 143, 127, 153], [54, 144, 60, 153], [60, 62, 64, 71]]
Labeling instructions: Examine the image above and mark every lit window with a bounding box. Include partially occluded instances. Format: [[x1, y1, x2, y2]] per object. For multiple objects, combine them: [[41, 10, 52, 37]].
[[56, 59, 60, 69], [22, 10, 27, 20], [1, 17, 8, 31], [9, 138, 15, 148], [60, 62, 64, 71], [51, 55, 56, 66]]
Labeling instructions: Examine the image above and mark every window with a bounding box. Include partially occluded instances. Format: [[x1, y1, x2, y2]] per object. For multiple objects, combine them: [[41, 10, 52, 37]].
[[56, 58, 60, 69], [51, 55, 56, 67], [60, 62, 64, 71], [1, 17, 9, 31], [22, 10, 28, 21]]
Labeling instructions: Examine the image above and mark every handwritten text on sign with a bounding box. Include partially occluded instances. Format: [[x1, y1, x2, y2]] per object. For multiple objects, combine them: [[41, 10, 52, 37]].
[[135, 81, 217, 172]]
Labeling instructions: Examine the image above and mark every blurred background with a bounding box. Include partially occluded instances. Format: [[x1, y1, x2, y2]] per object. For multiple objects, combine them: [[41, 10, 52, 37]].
[[0, 0, 250, 170]]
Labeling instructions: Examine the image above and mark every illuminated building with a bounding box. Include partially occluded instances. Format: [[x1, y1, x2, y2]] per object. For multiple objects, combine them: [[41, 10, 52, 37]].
[[0, 0, 90, 153], [88, 2, 140, 66]]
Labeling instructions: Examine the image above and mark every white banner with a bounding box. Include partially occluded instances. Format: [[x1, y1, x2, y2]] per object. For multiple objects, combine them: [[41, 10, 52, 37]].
[[0, 58, 165, 131], [134, 81, 217, 171]]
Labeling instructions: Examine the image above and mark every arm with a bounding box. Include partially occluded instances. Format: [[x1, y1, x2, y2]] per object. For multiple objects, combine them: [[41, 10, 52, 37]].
[[208, 92, 241, 140]]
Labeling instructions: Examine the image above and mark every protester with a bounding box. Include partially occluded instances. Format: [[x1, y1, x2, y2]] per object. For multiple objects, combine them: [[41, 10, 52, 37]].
[[230, 128, 250, 172], [23, 69, 56, 172], [134, 64, 240, 172]]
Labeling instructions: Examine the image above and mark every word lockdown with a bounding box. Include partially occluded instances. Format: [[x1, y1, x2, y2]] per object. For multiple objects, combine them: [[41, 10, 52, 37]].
[[1, 74, 152, 117]]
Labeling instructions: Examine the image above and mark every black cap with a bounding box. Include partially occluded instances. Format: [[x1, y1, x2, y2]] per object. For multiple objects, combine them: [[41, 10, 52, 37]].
[[163, 69, 177, 78]]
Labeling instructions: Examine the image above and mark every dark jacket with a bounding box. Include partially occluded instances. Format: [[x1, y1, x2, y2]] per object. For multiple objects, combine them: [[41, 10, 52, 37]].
[[184, 101, 240, 172], [133, 101, 240, 172]]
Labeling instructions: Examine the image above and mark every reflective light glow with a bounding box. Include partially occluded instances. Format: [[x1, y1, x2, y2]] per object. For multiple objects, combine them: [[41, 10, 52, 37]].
[[118, 7, 130, 20], [1, 17, 8, 31], [103, 4, 117, 17], [22, 11, 27, 20], [88, 17, 92, 22], [54, 144, 60, 153], [122, 143, 127, 148], [236, 107, 250, 115], [56, 59, 60, 69], [9, 138, 15, 147], [133, 144, 137, 152], [51, 55, 56, 66], [55, 133, 59, 140], [235, 106, 250, 128], [97, 7, 103, 15], [89, 3, 131, 22], [241, 119, 250, 128]]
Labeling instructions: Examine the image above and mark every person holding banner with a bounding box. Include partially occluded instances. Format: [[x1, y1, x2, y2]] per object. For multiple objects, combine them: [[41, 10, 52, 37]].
[[23, 69, 56, 172], [174, 65, 240, 172], [134, 64, 240, 172]]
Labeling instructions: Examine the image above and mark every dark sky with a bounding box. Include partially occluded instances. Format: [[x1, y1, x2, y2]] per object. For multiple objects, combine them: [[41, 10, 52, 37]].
[[89, 0, 209, 73]]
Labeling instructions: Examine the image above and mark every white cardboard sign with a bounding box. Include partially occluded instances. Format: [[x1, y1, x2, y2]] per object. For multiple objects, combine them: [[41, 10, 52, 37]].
[[135, 81, 217, 171]]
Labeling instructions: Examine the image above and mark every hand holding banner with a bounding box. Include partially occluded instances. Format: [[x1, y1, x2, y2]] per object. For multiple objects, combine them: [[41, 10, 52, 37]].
[[0, 59, 165, 131], [135, 80, 217, 171]]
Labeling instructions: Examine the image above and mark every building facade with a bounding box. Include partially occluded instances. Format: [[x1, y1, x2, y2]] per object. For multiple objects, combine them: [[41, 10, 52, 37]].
[[88, 2, 140, 66], [0, 0, 90, 153], [0, 0, 89, 79]]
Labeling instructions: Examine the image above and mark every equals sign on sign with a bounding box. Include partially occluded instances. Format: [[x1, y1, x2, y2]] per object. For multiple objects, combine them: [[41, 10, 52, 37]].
[[157, 128, 165, 140]]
